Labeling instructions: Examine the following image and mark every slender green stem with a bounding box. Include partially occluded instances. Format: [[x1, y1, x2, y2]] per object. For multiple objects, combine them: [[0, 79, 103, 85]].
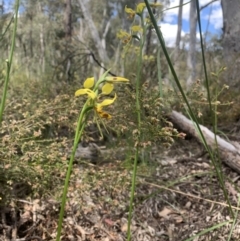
[[195, 0, 211, 112], [227, 194, 240, 241], [196, 0, 234, 217], [127, 14, 146, 241], [0, 0, 20, 124], [184, 220, 232, 241], [56, 69, 121, 240], [56, 102, 89, 241], [127, 146, 139, 240]]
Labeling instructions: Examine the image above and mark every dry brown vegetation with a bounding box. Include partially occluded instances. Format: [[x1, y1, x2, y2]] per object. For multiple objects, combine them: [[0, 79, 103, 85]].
[[1, 72, 240, 240]]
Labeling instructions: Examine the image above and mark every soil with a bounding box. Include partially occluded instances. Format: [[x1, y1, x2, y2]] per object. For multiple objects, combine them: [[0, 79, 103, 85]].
[[1, 138, 240, 241]]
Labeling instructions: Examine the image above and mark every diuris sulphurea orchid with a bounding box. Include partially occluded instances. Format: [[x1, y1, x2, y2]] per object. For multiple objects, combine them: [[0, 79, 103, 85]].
[[75, 74, 129, 119]]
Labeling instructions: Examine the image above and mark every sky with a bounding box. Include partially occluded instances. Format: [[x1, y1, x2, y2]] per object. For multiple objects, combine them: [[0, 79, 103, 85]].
[[160, 0, 223, 47]]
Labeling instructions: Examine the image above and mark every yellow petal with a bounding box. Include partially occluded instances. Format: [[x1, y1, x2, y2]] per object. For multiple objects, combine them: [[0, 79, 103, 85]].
[[96, 93, 117, 108], [105, 76, 129, 82], [83, 77, 95, 89], [102, 83, 114, 95], [131, 25, 143, 32], [136, 3, 146, 14], [125, 5, 135, 18], [117, 30, 131, 39], [149, 3, 162, 7], [75, 88, 96, 99], [125, 5, 135, 14], [97, 109, 112, 119]]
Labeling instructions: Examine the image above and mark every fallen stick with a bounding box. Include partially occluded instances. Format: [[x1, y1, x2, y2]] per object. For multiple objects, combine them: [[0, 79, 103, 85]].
[[169, 110, 240, 174]]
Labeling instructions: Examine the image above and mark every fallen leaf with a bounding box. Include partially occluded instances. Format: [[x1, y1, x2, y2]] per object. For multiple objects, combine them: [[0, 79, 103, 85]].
[[158, 207, 173, 219], [75, 225, 88, 240]]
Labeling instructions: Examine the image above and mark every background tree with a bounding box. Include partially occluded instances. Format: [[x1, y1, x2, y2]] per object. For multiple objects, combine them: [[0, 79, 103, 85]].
[[221, 0, 240, 88], [64, 0, 72, 80], [186, 0, 197, 89], [0, 0, 3, 14], [174, 0, 183, 64], [0, 0, 228, 89]]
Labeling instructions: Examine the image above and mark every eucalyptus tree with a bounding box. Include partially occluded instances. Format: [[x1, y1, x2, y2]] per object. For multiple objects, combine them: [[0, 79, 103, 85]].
[[174, 0, 183, 63], [221, 0, 240, 88], [0, 0, 3, 14], [186, 0, 197, 89]]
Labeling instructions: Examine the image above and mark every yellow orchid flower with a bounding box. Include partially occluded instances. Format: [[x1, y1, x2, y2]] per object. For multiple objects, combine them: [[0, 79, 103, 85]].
[[131, 25, 143, 33], [117, 29, 130, 39], [75, 76, 119, 119], [117, 30, 132, 44], [75, 74, 128, 119], [125, 5, 136, 18], [136, 3, 146, 14]]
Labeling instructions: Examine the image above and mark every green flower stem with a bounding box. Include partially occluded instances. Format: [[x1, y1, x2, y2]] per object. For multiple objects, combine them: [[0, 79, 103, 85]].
[[0, 0, 20, 124], [56, 101, 89, 241], [127, 14, 146, 241], [94, 70, 110, 91]]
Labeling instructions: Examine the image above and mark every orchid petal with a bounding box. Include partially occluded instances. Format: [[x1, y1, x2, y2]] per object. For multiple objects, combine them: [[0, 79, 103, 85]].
[[125, 5, 135, 14], [105, 76, 129, 82], [96, 93, 117, 109], [136, 3, 146, 14], [102, 83, 114, 95], [117, 30, 131, 39], [84, 77, 95, 89], [131, 25, 143, 32], [75, 88, 96, 99], [97, 109, 112, 119], [150, 3, 162, 7], [125, 5, 135, 18]]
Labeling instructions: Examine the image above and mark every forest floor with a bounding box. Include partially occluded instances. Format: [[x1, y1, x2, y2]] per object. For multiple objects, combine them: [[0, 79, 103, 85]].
[[1, 138, 240, 241]]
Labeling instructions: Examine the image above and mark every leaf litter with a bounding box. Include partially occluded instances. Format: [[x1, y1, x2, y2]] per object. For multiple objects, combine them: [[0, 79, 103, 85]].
[[1, 138, 240, 240]]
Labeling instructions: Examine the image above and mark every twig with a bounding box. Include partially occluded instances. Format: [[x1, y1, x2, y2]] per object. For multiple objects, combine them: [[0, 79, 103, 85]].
[[145, 181, 240, 211]]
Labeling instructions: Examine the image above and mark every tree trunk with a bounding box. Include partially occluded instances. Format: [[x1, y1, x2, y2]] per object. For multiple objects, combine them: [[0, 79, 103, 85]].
[[221, 0, 240, 88], [64, 0, 72, 40], [0, 0, 3, 14], [174, 0, 183, 63], [145, 0, 157, 56], [78, 0, 109, 64], [99, 7, 111, 77], [39, 24, 45, 74], [29, 14, 33, 58], [64, 0, 72, 81], [39, 3, 45, 74], [186, 0, 197, 89]]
